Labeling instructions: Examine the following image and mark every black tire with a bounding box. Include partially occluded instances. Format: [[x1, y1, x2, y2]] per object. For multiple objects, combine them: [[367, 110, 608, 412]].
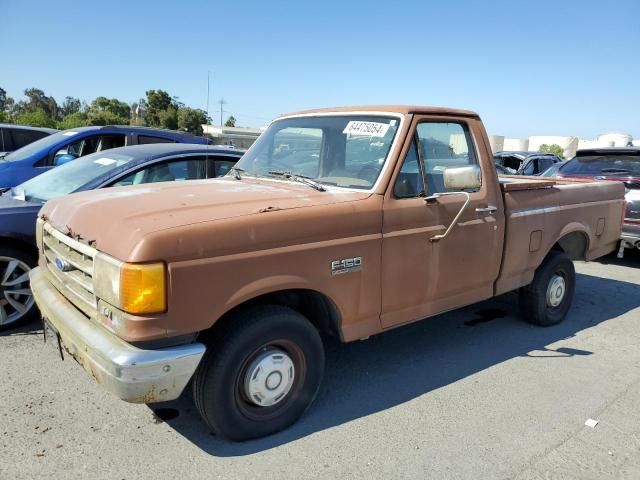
[[0, 246, 38, 331], [520, 250, 575, 326], [192, 305, 324, 441]]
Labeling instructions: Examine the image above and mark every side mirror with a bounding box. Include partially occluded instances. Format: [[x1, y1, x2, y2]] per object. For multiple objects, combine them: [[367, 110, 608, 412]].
[[55, 154, 77, 166], [443, 165, 482, 191]]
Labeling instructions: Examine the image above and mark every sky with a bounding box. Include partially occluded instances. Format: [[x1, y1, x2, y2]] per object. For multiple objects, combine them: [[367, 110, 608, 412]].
[[1, 0, 638, 139]]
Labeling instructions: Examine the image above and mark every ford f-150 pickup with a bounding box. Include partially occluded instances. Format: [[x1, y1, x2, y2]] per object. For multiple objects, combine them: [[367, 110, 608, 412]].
[[29, 106, 625, 441]]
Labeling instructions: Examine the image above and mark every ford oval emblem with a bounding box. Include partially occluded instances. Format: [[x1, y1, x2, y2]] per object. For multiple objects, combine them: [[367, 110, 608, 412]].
[[54, 257, 75, 272]]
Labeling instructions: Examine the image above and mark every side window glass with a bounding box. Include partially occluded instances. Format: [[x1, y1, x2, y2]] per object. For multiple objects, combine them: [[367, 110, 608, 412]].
[[111, 159, 205, 187], [1, 128, 12, 151], [11, 129, 48, 150], [98, 134, 126, 151], [214, 160, 236, 177], [522, 160, 536, 175], [394, 140, 423, 198], [137, 135, 175, 144], [416, 122, 478, 194]]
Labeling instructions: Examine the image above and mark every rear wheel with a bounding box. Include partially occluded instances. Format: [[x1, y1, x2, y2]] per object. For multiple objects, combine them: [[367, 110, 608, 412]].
[[520, 250, 575, 326], [0, 247, 37, 330], [193, 305, 324, 441]]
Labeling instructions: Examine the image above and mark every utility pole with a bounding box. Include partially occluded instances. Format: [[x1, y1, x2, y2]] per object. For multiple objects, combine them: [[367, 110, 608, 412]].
[[218, 98, 227, 126], [206, 71, 210, 122]]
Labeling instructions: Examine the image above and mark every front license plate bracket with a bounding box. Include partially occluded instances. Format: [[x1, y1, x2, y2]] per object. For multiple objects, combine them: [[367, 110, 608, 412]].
[[43, 318, 64, 361]]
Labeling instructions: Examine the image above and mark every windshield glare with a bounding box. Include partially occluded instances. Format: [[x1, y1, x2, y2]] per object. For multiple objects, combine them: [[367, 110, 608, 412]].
[[3, 130, 81, 162], [17, 150, 136, 202], [232, 115, 400, 189]]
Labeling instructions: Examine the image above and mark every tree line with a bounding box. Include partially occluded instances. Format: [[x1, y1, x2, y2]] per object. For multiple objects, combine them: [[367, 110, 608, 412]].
[[0, 87, 233, 136]]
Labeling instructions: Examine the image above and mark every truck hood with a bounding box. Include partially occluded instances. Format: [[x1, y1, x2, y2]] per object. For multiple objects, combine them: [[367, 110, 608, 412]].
[[41, 178, 372, 256]]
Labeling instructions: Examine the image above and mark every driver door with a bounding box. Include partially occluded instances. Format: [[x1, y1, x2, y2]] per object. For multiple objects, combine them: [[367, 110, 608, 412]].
[[380, 116, 505, 328]]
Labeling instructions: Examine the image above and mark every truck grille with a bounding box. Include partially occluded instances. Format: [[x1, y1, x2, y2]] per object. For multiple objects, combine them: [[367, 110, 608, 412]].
[[42, 222, 97, 317]]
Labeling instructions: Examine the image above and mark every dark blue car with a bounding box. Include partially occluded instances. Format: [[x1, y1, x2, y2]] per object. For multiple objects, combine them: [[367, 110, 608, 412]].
[[0, 143, 243, 329], [0, 125, 214, 189]]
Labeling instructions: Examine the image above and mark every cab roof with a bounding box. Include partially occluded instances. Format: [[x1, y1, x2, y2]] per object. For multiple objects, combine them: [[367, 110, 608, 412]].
[[280, 105, 480, 119]]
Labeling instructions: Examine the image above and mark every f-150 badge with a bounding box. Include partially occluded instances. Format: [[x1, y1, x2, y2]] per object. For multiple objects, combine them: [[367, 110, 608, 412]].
[[331, 257, 362, 275]]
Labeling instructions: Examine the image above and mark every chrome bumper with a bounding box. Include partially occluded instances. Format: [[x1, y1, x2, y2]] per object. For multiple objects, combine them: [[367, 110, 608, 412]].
[[621, 226, 640, 248], [30, 267, 206, 404]]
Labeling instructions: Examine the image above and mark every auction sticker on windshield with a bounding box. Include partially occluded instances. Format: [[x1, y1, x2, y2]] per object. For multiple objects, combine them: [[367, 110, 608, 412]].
[[343, 121, 390, 137]]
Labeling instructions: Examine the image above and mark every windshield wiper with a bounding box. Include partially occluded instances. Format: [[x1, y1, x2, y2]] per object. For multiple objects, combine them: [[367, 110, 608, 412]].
[[267, 170, 326, 192]]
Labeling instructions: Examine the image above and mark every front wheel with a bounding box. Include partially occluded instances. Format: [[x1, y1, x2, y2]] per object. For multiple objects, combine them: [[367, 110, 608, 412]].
[[520, 250, 575, 326], [0, 247, 37, 330], [192, 305, 325, 441]]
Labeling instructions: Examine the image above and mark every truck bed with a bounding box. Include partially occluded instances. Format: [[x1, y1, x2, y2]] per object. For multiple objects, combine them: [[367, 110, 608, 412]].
[[495, 177, 625, 295]]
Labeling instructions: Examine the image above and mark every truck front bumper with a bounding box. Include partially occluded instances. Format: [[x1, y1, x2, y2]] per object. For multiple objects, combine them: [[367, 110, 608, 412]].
[[30, 267, 206, 404]]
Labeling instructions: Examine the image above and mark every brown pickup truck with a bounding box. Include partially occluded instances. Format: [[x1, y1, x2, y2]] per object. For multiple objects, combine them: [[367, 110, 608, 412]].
[[30, 106, 625, 441]]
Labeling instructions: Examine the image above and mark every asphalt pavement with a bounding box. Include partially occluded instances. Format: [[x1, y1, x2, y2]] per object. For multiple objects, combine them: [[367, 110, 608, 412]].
[[2, 251, 639, 479]]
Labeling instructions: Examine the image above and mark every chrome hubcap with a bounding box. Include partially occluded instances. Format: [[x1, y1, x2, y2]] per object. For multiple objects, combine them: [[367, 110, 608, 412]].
[[0, 257, 34, 326], [244, 348, 295, 407], [546, 274, 566, 308]]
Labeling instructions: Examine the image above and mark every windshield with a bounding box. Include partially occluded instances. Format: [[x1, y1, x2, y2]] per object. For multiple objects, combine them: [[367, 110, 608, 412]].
[[232, 115, 400, 189], [2, 130, 82, 162], [15, 150, 137, 202], [560, 155, 640, 177]]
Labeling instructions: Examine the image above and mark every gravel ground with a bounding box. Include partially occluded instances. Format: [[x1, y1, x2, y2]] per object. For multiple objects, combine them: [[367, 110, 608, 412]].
[[1, 251, 639, 479]]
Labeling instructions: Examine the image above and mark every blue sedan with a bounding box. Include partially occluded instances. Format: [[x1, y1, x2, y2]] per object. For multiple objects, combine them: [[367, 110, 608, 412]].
[[0, 143, 243, 329], [0, 125, 214, 188]]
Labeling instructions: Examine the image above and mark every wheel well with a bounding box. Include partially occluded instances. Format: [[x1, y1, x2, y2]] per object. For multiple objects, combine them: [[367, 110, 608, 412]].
[[199, 289, 342, 342], [0, 236, 38, 260], [551, 231, 588, 261]]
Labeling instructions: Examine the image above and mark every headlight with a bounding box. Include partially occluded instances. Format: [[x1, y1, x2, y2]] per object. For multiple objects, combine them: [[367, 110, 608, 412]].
[[35, 218, 44, 251], [94, 253, 166, 315]]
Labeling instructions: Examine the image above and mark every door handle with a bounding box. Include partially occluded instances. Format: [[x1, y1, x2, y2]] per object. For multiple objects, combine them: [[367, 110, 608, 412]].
[[475, 205, 497, 214]]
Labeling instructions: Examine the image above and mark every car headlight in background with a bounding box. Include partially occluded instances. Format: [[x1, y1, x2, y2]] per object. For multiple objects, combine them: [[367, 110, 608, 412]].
[[93, 253, 166, 314]]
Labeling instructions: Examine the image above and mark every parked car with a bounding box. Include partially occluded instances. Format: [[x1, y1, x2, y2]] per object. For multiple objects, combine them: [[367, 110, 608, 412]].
[[30, 105, 624, 441], [0, 125, 214, 189], [494, 151, 563, 175], [0, 143, 243, 329], [0, 124, 58, 154], [542, 147, 640, 256]]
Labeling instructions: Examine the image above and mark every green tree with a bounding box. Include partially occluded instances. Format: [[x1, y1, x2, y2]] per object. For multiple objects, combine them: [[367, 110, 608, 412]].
[[61, 96, 82, 117], [539, 144, 564, 159], [0, 87, 15, 116], [224, 115, 236, 127], [144, 89, 175, 127], [14, 108, 57, 128], [58, 111, 89, 129], [157, 105, 179, 130], [87, 110, 130, 126], [19, 88, 58, 119], [178, 107, 210, 135], [89, 96, 131, 119]]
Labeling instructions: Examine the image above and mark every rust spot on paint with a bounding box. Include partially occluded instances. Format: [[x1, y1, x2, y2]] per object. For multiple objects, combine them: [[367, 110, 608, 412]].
[[257, 205, 282, 213]]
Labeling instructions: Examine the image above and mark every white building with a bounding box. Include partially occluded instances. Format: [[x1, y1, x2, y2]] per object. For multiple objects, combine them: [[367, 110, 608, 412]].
[[494, 132, 635, 158], [201, 125, 264, 149]]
